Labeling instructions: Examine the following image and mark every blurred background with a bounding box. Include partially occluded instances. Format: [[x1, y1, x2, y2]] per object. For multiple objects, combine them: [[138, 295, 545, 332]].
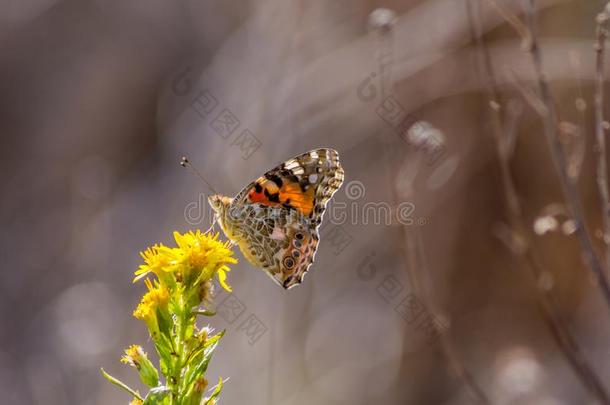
[[3, 0, 610, 404]]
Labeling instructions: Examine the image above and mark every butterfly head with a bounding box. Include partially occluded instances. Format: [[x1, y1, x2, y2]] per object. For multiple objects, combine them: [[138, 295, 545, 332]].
[[208, 194, 233, 215]]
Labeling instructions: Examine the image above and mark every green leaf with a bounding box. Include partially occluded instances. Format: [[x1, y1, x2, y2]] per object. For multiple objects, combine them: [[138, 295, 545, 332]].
[[143, 386, 171, 405], [183, 318, 195, 343], [136, 354, 160, 388], [100, 368, 143, 401], [203, 330, 225, 349], [156, 310, 171, 336], [180, 377, 207, 405], [181, 331, 224, 393], [153, 334, 174, 376], [203, 377, 223, 405]]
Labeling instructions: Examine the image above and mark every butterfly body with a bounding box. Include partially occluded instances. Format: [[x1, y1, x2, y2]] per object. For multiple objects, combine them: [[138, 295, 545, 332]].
[[208, 148, 344, 289]]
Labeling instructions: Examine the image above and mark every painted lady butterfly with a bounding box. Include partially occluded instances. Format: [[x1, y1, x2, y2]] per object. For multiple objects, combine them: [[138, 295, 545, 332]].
[[208, 148, 344, 289]]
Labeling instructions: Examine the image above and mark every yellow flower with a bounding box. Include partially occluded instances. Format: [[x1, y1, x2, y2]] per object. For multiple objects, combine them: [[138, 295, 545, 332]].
[[133, 279, 170, 335], [174, 230, 236, 268], [121, 344, 159, 388], [217, 266, 232, 292], [171, 231, 237, 291], [121, 345, 145, 368], [133, 231, 237, 292], [145, 278, 169, 305], [133, 244, 174, 282], [129, 398, 143, 405]]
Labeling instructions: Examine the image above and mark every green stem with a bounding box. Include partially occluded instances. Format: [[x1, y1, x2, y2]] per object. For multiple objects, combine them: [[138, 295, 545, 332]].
[[169, 297, 193, 404], [100, 368, 143, 401]]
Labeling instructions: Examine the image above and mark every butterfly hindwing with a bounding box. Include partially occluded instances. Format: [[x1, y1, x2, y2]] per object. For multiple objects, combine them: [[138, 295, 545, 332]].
[[229, 204, 319, 288]]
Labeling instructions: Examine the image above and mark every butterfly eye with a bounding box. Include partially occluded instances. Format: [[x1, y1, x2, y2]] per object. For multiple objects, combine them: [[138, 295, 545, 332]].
[[283, 256, 295, 269], [293, 239, 302, 249], [292, 250, 300, 258], [295, 233, 303, 240]]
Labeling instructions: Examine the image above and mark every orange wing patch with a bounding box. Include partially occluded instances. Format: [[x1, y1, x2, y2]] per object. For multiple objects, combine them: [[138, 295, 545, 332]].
[[247, 176, 315, 216], [278, 182, 315, 216]]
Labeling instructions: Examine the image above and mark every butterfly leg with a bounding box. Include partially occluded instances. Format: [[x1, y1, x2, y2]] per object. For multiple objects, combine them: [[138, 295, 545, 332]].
[[205, 215, 218, 234]]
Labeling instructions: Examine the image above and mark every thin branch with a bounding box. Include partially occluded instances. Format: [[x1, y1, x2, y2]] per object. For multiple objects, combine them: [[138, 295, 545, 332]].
[[505, 68, 548, 117], [372, 12, 492, 403], [595, 4, 610, 274], [519, 0, 610, 311], [406, 230, 492, 404], [468, 1, 610, 402], [482, 0, 531, 46], [567, 53, 587, 183]]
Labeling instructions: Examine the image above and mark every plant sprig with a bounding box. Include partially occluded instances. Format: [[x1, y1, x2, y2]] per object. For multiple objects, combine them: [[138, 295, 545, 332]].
[[102, 230, 237, 405]]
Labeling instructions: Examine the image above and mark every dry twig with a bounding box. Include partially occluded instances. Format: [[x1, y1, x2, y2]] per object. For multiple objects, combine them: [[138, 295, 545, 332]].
[[468, 1, 610, 402], [595, 4, 610, 273], [519, 0, 610, 311]]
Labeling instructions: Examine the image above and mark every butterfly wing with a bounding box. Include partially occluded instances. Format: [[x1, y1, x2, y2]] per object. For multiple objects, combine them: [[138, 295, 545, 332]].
[[227, 204, 319, 289], [234, 148, 344, 225], [228, 148, 344, 288]]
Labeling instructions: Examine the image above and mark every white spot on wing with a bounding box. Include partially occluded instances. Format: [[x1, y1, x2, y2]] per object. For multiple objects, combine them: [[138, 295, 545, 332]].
[[285, 160, 299, 169], [309, 174, 318, 183], [270, 226, 285, 240]]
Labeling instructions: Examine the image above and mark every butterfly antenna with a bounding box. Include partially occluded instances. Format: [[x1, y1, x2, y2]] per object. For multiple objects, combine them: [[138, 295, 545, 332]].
[[180, 156, 218, 195]]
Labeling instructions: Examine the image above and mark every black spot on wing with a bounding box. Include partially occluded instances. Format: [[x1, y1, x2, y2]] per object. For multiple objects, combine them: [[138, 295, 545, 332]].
[[279, 168, 299, 183], [265, 173, 284, 188]]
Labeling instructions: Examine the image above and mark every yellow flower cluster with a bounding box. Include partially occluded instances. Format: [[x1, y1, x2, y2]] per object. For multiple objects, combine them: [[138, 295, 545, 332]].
[[134, 231, 237, 292], [103, 230, 234, 404], [130, 230, 238, 347]]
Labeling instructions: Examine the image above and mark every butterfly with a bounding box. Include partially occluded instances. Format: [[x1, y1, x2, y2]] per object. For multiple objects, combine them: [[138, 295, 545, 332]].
[[208, 148, 344, 289]]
